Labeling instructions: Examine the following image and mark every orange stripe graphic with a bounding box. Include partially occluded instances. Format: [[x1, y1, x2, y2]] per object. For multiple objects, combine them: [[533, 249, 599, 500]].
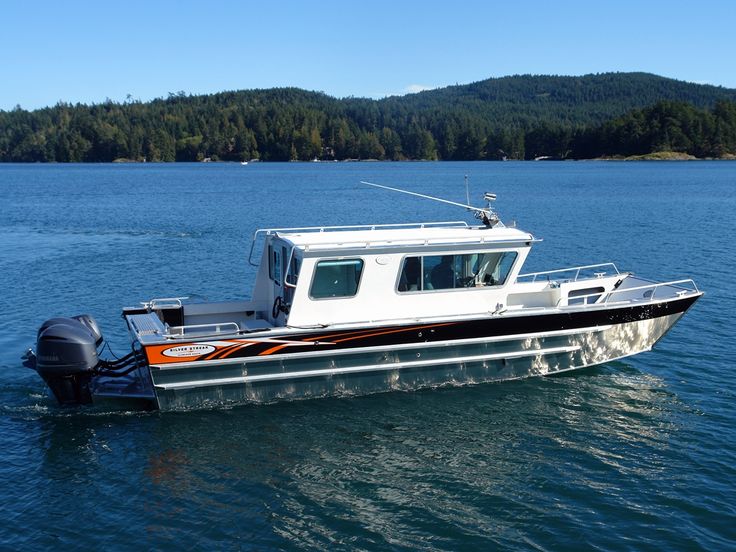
[[256, 322, 456, 356], [258, 344, 290, 356], [146, 322, 457, 362]]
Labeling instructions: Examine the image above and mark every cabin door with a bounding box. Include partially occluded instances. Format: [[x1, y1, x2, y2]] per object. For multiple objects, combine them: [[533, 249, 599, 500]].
[[271, 243, 285, 323]]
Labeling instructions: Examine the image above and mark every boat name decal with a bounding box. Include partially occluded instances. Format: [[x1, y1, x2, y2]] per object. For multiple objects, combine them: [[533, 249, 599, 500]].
[[162, 344, 216, 358]]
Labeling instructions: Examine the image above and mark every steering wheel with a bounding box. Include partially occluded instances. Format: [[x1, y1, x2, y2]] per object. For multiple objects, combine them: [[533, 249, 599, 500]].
[[272, 296, 291, 318]]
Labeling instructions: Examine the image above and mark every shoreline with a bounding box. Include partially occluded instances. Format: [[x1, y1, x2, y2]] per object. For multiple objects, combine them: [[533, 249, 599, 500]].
[[4, 153, 735, 164]]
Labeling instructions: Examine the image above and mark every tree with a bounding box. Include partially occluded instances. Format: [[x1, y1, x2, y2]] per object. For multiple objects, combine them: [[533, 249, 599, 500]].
[[2, 75, 736, 163]]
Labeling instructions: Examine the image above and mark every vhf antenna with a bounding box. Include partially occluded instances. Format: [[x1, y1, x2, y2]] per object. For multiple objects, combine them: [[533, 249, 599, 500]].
[[361, 180, 501, 228]]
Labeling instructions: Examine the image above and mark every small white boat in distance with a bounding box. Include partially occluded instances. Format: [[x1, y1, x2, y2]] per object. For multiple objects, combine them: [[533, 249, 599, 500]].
[[24, 181, 702, 410], [240, 161, 248, 165]]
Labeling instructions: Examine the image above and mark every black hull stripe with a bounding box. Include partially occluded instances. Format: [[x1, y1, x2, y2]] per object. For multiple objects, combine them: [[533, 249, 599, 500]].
[[209, 296, 699, 361]]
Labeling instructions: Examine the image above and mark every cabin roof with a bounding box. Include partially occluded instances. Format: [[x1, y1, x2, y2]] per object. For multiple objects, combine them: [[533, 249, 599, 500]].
[[274, 224, 535, 251]]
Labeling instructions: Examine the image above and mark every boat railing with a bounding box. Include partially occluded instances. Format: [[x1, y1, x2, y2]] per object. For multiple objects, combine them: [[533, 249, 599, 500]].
[[142, 297, 189, 309], [557, 278, 700, 307], [165, 322, 241, 338], [151, 278, 699, 338], [517, 263, 620, 283], [248, 221, 470, 265], [301, 235, 535, 252]]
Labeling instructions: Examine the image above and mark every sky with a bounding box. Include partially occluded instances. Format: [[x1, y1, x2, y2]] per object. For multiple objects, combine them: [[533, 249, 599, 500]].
[[2, 0, 735, 111]]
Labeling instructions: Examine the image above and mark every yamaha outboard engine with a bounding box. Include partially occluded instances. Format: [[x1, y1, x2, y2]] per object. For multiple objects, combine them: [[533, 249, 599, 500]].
[[32, 315, 103, 406]]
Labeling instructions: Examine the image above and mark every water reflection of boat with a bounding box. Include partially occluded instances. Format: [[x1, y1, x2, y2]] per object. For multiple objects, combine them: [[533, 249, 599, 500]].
[[23, 182, 702, 410]]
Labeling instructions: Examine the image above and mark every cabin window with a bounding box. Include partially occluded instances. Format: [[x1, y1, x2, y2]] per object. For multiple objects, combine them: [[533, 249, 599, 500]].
[[398, 256, 422, 291], [285, 255, 301, 304], [281, 246, 288, 282], [310, 259, 364, 299], [398, 252, 518, 292], [267, 244, 274, 280], [286, 255, 301, 286], [272, 247, 282, 286]]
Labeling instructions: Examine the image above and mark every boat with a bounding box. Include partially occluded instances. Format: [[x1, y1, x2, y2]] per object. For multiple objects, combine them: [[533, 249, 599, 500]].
[[22, 182, 702, 410]]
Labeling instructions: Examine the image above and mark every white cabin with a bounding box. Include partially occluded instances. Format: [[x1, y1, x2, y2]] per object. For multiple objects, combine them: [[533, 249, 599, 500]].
[[156, 220, 628, 339], [252, 221, 541, 328]]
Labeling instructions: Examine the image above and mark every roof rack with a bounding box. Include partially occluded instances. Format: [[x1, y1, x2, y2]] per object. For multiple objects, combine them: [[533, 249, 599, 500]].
[[299, 235, 534, 252], [248, 221, 469, 265]]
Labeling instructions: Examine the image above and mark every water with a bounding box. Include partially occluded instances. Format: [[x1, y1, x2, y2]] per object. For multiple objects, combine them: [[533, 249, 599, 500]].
[[1, 161, 734, 550]]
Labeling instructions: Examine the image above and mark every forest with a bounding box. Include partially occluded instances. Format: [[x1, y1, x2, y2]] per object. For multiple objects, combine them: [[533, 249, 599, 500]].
[[1, 72, 736, 162]]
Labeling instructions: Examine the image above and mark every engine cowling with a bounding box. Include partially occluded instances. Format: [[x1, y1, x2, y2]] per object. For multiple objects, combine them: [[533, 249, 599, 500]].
[[35, 315, 102, 406]]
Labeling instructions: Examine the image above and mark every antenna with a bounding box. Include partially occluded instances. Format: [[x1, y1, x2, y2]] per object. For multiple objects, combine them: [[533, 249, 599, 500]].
[[464, 174, 470, 206], [361, 180, 501, 228]]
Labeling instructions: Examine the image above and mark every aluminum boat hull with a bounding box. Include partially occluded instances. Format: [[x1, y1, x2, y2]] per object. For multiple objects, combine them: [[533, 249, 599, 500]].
[[145, 295, 698, 410]]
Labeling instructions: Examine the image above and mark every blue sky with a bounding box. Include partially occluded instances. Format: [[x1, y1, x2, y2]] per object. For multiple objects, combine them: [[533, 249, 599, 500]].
[[2, 0, 735, 111]]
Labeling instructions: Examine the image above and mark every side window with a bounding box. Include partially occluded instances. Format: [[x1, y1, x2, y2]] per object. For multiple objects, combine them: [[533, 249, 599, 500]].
[[398, 257, 421, 292], [397, 251, 518, 292], [286, 255, 300, 286], [425, 255, 458, 290], [490, 252, 517, 286], [310, 259, 364, 299]]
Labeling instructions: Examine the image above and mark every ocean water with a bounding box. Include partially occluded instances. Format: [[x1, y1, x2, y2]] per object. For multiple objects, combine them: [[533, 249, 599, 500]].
[[0, 161, 734, 550]]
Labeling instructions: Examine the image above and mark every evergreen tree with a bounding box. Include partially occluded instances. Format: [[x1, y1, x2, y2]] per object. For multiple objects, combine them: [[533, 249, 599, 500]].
[[2, 74, 736, 162]]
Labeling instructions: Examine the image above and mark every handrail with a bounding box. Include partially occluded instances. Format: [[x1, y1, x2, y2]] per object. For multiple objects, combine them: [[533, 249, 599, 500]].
[[518, 263, 620, 283], [258, 220, 470, 235], [302, 236, 535, 252], [165, 322, 240, 337], [248, 221, 470, 265], [142, 297, 189, 309], [610, 279, 699, 300], [557, 278, 699, 307], [284, 245, 298, 289]]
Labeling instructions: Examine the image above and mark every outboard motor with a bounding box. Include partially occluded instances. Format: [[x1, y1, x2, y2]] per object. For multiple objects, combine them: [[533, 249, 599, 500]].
[[32, 315, 103, 406]]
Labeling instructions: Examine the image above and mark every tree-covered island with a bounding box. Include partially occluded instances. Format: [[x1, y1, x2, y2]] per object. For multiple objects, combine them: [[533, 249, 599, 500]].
[[2, 73, 735, 162]]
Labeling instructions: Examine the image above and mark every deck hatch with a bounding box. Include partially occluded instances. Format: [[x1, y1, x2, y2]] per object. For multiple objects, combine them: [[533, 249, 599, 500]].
[[128, 314, 164, 336]]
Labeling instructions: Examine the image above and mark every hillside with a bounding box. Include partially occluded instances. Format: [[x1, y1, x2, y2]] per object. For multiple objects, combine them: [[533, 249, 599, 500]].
[[389, 72, 736, 126], [1, 73, 735, 162]]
